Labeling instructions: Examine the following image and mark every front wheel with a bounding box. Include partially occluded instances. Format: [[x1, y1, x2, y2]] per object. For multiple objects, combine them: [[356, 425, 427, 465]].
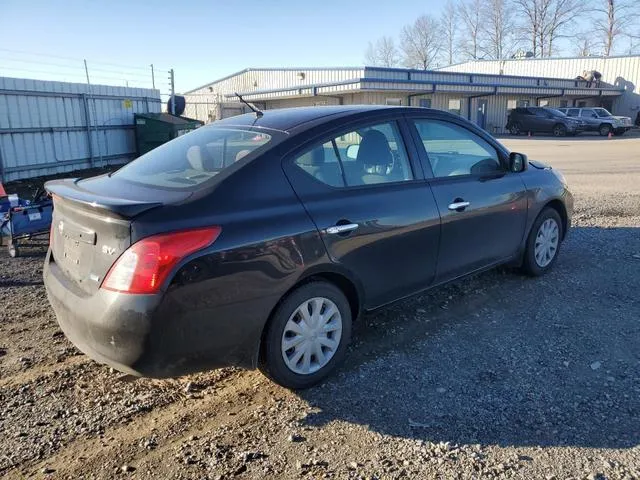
[[522, 208, 563, 276], [599, 124, 612, 136], [553, 124, 567, 137], [259, 281, 352, 389]]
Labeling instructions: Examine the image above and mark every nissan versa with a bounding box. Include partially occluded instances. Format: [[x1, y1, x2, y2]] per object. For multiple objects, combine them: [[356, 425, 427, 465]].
[[44, 105, 573, 389]]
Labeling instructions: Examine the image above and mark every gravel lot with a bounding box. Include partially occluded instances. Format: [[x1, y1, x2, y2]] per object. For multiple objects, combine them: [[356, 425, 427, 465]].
[[1, 135, 639, 479]]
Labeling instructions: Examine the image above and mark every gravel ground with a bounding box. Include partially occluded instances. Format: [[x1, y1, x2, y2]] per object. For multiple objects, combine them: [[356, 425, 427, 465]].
[[1, 136, 639, 479]]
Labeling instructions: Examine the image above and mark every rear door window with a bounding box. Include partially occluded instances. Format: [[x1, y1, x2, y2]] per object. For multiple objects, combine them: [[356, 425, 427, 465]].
[[567, 108, 580, 117], [113, 127, 275, 189], [292, 121, 414, 187]]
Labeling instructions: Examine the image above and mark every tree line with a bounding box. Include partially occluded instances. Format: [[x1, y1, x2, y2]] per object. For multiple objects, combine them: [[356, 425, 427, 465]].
[[364, 0, 640, 69]]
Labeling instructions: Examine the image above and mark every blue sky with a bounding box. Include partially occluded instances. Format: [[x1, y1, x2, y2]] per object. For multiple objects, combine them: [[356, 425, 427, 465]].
[[1, 0, 447, 94]]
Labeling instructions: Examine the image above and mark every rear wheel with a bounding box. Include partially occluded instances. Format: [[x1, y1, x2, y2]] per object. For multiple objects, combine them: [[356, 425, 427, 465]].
[[522, 208, 563, 276], [599, 124, 612, 136], [552, 124, 567, 137], [260, 281, 352, 389], [509, 122, 522, 135]]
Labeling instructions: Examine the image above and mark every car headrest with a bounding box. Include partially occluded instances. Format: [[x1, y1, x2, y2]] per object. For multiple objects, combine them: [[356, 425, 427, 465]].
[[357, 130, 392, 166], [186, 145, 204, 171]]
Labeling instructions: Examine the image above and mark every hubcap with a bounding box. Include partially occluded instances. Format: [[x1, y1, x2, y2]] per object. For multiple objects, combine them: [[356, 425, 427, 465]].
[[281, 297, 342, 375], [534, 218, 559, 267]]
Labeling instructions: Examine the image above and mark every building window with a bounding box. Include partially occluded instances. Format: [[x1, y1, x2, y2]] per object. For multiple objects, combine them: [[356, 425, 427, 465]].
[[559, 100, 568, 108], [507, 99, 517, 110], [386, 98, 402, 106], [448, 98, 461, 116], [419, 98, 432, 108], [578, 101, 587, 107], [517, 99, 530, 108], [539, 100, 549, 107]]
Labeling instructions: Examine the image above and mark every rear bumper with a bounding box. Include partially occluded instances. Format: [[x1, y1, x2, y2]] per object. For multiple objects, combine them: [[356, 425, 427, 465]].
[[43, 251, 275, 378]]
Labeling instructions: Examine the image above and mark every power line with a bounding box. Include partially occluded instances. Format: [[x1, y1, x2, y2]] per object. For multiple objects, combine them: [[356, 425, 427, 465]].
[[0, 47, 167, 72]]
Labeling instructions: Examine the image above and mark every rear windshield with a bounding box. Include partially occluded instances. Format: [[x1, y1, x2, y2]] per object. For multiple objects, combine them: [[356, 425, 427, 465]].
[[113, 127, 275, 189]]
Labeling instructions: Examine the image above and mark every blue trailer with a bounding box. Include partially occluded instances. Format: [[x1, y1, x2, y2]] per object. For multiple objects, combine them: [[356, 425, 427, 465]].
[[0, 190, 53, 258]]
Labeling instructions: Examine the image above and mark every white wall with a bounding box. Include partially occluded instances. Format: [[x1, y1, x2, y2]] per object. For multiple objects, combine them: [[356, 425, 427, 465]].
[[0, 76, 161, 182]]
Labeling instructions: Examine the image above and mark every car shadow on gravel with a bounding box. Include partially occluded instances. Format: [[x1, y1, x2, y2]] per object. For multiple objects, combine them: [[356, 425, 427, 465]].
[[299, 226, 640, 449]]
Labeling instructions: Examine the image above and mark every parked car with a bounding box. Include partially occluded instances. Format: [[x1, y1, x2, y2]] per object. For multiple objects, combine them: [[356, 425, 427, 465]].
[[557, 107, 633, 136], [506, 107, 586, 136], [44, 106, 573, 389]]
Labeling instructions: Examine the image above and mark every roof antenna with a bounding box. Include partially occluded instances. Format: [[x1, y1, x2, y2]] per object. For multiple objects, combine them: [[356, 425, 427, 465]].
[[235, 92, 263, 118]]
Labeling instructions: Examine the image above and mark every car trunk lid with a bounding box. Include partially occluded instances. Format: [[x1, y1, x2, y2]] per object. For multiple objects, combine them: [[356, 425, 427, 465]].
[[46, 176, 192, 295]]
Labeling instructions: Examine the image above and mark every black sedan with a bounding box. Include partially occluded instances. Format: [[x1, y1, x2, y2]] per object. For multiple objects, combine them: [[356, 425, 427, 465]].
[[44, 105, 573, 389]]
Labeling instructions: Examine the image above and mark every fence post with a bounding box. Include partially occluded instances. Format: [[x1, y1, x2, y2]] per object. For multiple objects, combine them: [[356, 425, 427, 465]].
[[0, 144, 5, 184], [81, 93, 94, 168]]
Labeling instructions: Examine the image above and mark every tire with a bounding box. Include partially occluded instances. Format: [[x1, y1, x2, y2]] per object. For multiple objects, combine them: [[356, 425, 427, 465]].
[[259, 281, 352, 389], [509, 122, 522, 135], [521, 208, 563, 276], [552, 124, 567, 137], [599, 124, 612, 136]]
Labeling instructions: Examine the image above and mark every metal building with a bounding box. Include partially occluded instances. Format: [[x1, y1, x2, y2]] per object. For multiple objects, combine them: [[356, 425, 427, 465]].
[[438, 54, 640, 119], [183, 65, 629, 134], [0, 76, 161, 182]]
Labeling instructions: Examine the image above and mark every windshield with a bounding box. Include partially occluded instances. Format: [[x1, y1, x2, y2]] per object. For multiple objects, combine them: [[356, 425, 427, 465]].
[[593, 108, 613, 118], [547, 108, 566, 117], [113, 127, 274, 190]]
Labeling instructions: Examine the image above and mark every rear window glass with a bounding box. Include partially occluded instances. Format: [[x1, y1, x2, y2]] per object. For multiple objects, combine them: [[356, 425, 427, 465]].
[[113, 127, 274, 189]]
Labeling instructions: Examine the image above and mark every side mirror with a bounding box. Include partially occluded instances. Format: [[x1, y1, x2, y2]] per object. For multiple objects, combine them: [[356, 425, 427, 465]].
[[345, 144, 359, 160], [509, 152, 528, 173]]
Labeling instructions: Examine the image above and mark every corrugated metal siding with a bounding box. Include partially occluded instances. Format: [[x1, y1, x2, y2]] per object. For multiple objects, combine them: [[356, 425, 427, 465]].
[[439, 56, 640, 117], [184, 68, 364, 122], [0, 76, 160, 182]]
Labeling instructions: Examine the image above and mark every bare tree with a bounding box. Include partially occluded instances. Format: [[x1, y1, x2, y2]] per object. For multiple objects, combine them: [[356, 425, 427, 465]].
[[480, 0, 519, 59], [590, 0, 639, 56], [458, 0, 484, 59], [513, 0, 581, 57], [440, 1, 458, 65], [573, 33, 595, 56], [545, 0, 581, 56], [364, 36, 401, 67], [400, 15, 442, 69]]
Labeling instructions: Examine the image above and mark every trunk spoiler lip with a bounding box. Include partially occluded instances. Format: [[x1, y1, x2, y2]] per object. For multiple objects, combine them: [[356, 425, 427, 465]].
[[45, 178, 171, 218]]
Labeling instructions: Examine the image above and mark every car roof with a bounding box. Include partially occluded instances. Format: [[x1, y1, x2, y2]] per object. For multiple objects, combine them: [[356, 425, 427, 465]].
[[210, 105, 434, 133]]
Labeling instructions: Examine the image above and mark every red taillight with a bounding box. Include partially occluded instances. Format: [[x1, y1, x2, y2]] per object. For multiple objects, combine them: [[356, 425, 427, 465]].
[[102, 227, 221, 294]]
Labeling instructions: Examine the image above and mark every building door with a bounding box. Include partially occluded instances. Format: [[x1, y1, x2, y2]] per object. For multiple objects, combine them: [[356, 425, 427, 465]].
[[476, 99, 488, 130]]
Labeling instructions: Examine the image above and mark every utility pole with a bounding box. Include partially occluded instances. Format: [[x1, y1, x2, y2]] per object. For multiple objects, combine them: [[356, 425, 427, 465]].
[[168, 68, 176, 115], [150, 64, 155, 89], [83, 59, 91, 84]]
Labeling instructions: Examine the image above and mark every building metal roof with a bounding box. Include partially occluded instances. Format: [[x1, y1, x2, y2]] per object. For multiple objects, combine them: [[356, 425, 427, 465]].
[[186, 66, 624, 104]]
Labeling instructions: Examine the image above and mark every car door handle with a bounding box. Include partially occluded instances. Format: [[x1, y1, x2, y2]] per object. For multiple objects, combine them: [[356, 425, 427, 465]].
[[448, 201, 470, 211], [325, 223, 359, 235]]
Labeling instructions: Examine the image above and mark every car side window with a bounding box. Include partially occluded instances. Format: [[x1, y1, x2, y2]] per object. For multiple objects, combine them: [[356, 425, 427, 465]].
[[293, 141, 344, 188], [568, 108, 580, 117], [292, 121, 413, 187], [412, 119, 502, 178], [581, 109, 596, 118]]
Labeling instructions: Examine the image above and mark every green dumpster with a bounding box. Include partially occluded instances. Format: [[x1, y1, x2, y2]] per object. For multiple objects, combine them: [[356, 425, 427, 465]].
[[134, 113, 203, 156]]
